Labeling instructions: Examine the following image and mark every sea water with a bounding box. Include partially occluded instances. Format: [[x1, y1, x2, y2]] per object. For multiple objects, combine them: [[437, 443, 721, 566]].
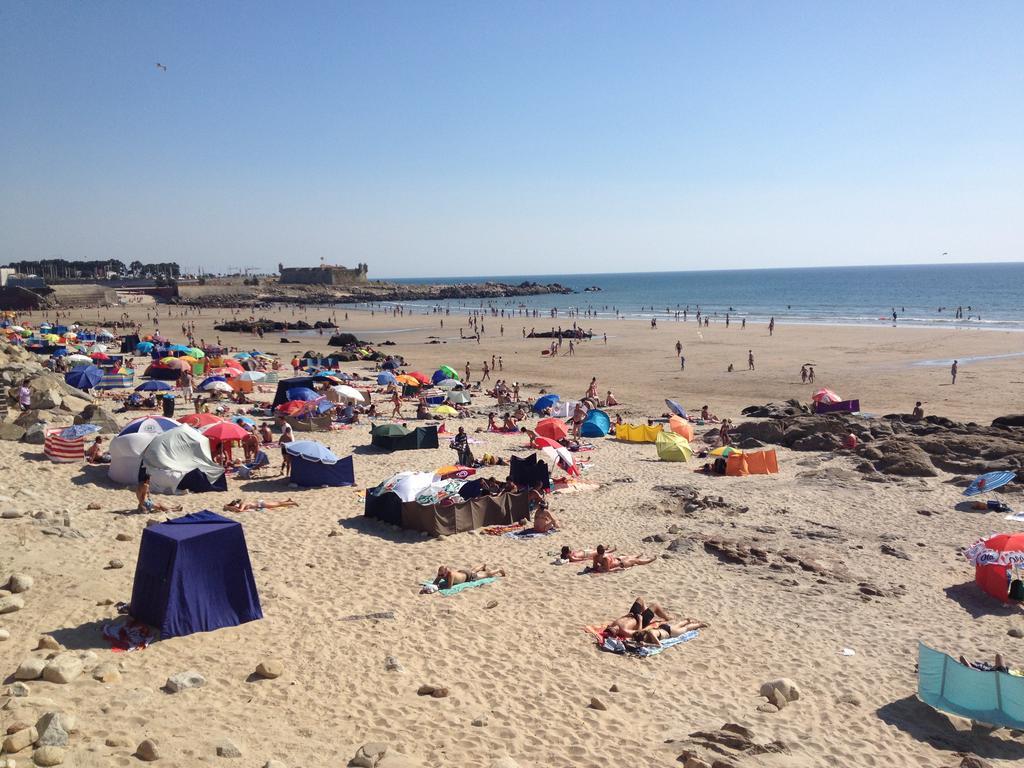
[[375, 262, 1024, 330]]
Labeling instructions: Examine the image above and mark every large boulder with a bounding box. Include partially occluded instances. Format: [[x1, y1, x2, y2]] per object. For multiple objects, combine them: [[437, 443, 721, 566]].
[[22, 422, 47, 445], [31, 387, 63, 410], [0, 422, 26, 441], [732, 420, 786, 444], [993, 415, 1024, 429], [872, 440, 938, 477], [73, 404, 119, 434], [740, 400, 809, 419], [14, 409, 50, 429]]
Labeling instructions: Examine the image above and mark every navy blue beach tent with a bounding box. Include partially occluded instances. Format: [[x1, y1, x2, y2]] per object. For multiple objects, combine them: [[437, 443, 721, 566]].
[[129, 511, 262, 638]]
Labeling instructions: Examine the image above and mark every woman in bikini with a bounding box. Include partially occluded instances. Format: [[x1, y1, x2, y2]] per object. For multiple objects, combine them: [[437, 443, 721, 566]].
[[632, 618, 710, 646], [560, 545, 616, 563], [223, 497, 299, 513], [604, 597, 672, 638], [433, 564, 506, 588]]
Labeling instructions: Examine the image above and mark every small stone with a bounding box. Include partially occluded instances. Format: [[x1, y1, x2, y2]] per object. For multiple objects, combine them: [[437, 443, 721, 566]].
[[36, 636, 61, 651], [15, 657, 46, 680], [33, 745, 65, 766], [430, 687, 449, 698], [609, 684, 620, 693], [10, 682, 30, 697], [216, 739, 242, 758], [165, 670, 205, 693], [1, 509, 25, 519], [0, 595, 25, 614], [42, 654, 83, 684], [1009, 628, 1024, 639], [254, 660, 283, 679], [384, 656, 403, 672], [92, 662, 121, 684], [3, 726, 38, 753], [350, 742, 388, 768], [759, 678, 800, 702], [471, 716, 488, 727], [136, 738, 159, 761], [588, 696, 607, 711], [8, 573, 33, 593], [837, 693, 862, 707], [96, 598, 115, 606], [416, 684, 435, 696], [86, 502, 101, 510], [756, 703, 779, 713], [115, 532, 132, 541], [105, 735, 131, 747], [106, 559, 124, 570], [484, 599, 498, 609], [0, 628, 9, 641], [35, 712, 72, 747]]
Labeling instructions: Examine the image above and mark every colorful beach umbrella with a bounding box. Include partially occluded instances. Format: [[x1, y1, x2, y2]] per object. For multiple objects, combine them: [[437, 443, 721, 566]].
[[533, 394, 560, 413], [178, 413, 223, 429], [432, 405, 458, 416], [202, 380, 234, 393], [811, 388, 841, 405], [136, 380, 172, 392], [710, 446, 742, 457], [118, 416, 181, 436], [377, 371, 398, 385], [200, 421, 249, 443], [964, 471, 1017, 497], [65, 364, 104, 390], [536, 417, 569, 441], [665, 399, 687, 418]]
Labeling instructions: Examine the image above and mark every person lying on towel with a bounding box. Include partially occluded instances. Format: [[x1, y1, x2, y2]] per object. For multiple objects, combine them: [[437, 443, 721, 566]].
[[560, 545, 616, 563], [433, 564, 506, 588], [592, 544, 656, 573], [631, 618, 709, 647], [604, 597, 672, 638]]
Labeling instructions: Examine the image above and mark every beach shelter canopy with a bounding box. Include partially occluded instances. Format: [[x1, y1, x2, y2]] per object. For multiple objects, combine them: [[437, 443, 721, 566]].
[[965, 533, 1024, 602], [286, 387, 320, 402], [203, 381, 233, 393], [668, 415, 695, 441], [446, 390, 471, 405], [432, 366, 459, 383], [536, 417, 569, 441], [370, 424, 439, 451], [917, 642, 1024, 730], [614, 423, 662, 443], [44, 427, 88, 463], [379, 471, 437, 502], [141, 425, 227, 494], [509, 453, 551, 488], [365, 486, 527, 536], [65, 364, 104, 390], [271, 376, 320, 409], [136, 380, 171, 392], [656, 431, 693, 462], [330, 385, 366, 404], [533, 394, 560, 413], [964, 471, 1017, 497], [579, 409, 611, 438], [726, 450, 779, 477], [665, 399, 686, 418], [119, 416, 181, 437], [435, 379, 461, 391], [109, 431, 160, 485], [129, 510, 262, 639], [285, 441, 355, 487], [198, 375, 227, 389], [377, 371, 398, 385]]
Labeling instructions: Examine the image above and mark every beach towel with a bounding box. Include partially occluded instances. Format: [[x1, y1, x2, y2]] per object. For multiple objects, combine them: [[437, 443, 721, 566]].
[[421, 577, 498, 596], [102, 618, 155, 652], [482, 523, 526, 535], [583, 623, 699, 657], [504, 527, 558, 539]]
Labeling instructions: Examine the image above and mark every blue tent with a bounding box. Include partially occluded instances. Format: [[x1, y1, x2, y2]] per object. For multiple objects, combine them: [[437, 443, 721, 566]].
[[129, 511, 262, 639], [533, 394, 560, 413], [580, 409, 611, 437], [377, 371, 397, 385], [285, 441, 356, 487], [66, 365, 104, 390]]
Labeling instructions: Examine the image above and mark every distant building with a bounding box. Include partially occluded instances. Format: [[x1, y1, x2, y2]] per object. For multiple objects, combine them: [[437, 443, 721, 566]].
[[278, 262, 368, 286]]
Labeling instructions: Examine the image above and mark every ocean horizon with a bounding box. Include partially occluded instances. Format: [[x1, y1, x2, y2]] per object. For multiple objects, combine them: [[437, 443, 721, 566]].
[[366, 262, 1024, 331]]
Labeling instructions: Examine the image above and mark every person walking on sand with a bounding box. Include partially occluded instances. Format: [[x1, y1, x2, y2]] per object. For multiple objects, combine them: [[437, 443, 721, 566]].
[[481, 361, 490, 382], [769, 317, 775, 336], [951, 360, 958, 384], [465, 362, 471, 382], [801, 365, 808, 383], [748, 350, 755, 371], [675, 340, 682, 357], [808, 366, 815, 384], [390, 391, 402, 418], [680, 355, 685, 371]]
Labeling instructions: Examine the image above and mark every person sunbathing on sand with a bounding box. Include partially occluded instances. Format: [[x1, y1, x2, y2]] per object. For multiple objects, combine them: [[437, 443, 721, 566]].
[[560, 545, 616, 563], [604, 597, 671, 637], [592, 544, 655, 572], [433, 564, 506, 588], [520, 426, 539, 446], [502, 414, 519, 431], [135, 476, 182, 514], [223, 497, 299, 512], [632, 618, 710, 646], [959, 653, 1022, 675], [532, 499, 561, 533]]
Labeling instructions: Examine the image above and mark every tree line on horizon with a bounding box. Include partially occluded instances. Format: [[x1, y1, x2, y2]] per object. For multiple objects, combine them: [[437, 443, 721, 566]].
[[3, 258, 182, 282]]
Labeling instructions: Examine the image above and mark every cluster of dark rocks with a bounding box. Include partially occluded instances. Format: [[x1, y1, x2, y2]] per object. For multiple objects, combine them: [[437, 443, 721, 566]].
[[730, 401, 1024, 479], [213, 318, 337, 333]]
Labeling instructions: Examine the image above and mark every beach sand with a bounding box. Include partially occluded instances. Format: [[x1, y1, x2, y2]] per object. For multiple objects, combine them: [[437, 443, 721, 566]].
[[1, 303, 1022, 767]]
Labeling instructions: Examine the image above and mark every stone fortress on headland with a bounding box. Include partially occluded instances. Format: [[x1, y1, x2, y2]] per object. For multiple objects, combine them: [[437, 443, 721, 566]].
[[278, 262, 368, 286]]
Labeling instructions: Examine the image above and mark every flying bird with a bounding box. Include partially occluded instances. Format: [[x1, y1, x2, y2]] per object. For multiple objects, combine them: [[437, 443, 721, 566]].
[[156, 63, 167, 72]]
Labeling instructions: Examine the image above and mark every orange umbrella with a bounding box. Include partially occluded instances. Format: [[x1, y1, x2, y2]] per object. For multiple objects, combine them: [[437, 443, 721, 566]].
[[668, 415, 694, 441], [223, 358, 244, 370], [396, 374, 420, 386], [536, 417, 569, 441]]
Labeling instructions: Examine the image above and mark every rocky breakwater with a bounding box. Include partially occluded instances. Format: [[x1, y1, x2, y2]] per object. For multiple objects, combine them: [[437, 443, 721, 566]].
[[178, 280, 574, 308], [731, 400, 1024, 479], [0, 341, 120, 443], [213, 318, 337, 334]]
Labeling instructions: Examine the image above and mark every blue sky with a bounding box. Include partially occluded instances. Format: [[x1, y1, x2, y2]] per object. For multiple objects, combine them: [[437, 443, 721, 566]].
[[1, 1, 1021, 278]]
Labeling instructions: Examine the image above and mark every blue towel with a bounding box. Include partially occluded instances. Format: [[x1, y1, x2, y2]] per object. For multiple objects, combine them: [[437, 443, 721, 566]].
[[601, 630, 699, 657], [504, 528, 558, 539]]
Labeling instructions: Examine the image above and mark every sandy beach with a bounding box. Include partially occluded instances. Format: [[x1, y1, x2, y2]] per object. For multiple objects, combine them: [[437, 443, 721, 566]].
[[2, 304, 1023, 768]]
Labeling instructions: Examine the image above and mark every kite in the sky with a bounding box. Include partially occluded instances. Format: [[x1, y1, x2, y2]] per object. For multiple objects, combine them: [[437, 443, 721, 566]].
[[156, 63, 167, 72]]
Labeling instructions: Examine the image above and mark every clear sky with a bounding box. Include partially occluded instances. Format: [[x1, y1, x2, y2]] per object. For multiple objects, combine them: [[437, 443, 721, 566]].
[[1, 1, 1021, 278]]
